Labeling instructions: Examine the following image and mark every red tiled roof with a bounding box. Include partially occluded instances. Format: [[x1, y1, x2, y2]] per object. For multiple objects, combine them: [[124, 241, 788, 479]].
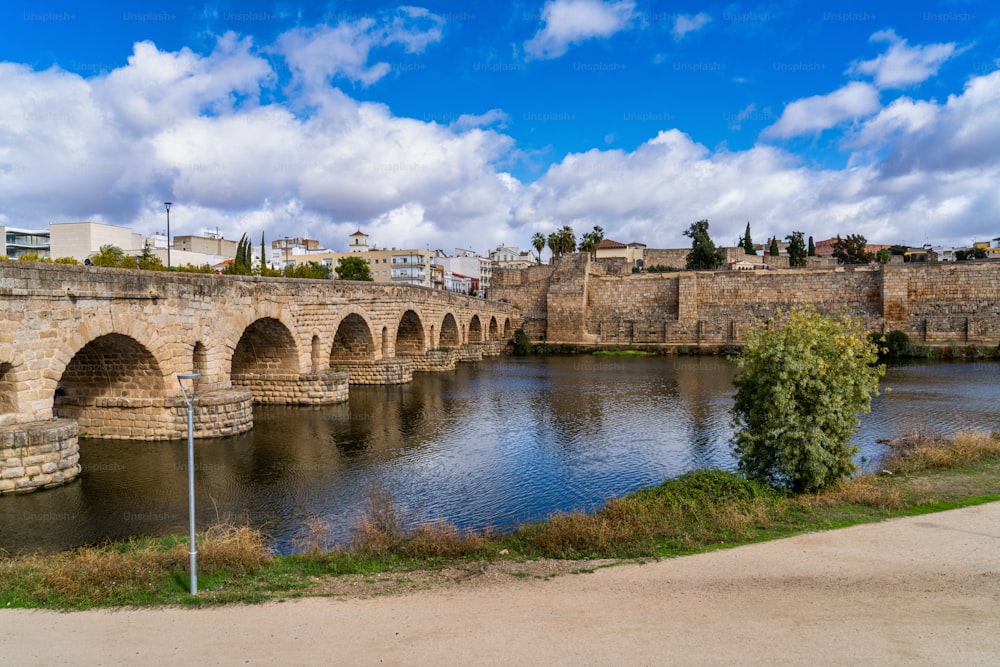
[[596, 238, 627, 249]]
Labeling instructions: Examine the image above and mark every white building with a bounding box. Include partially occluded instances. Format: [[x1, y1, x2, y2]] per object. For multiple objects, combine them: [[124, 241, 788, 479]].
[[434, 248, 492, 296], [490, 245, 536, 270], [49, 222, 144, 262], [1, 226, 50, 259]]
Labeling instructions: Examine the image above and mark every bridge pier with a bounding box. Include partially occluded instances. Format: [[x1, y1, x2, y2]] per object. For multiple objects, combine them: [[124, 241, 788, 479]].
[[231, 370, 349, 405], [482, 341, 508, 357], [411, 349, 460, 372], [457, 343, 484, 362], [55, 388, 254, 440], [336, 359, 413, 385], [0, 420, 80, 495]]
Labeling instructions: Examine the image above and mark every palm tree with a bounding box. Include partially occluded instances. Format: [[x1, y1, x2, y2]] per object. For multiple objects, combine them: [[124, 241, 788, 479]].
[[579, 226, 605, 259], [558, 225, 576, 254], [531, 232, 546, 262], [547, 232, 560, 261]]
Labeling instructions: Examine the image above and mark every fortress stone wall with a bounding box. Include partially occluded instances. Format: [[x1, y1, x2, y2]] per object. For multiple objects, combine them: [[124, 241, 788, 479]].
[[492, 257, 1000, 348]]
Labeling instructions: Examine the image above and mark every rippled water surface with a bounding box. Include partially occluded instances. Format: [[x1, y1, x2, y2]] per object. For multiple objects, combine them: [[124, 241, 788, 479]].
[[2, 357, 998, 554]]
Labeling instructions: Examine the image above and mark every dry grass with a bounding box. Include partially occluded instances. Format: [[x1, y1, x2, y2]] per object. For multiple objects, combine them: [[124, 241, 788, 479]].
[[347, 483, 490, 558], [291, 517, 339, 555], [881, 430, 1000, 474], [191, 523, 271, 574], [394, 521, 491, 558], [0, 521, 271, 607], [517, 470, 781, 558], [350, 482, 406, 557], [796, 476, 906, 510], [36, 546, 174, 603]]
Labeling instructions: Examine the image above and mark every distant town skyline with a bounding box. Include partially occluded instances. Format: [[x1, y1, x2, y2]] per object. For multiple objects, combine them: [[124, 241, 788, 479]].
[[1, 1, 998, 254]]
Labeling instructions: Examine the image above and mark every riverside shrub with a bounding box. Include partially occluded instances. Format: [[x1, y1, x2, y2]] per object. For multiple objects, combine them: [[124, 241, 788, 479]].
[[731, 307, 885, 493]]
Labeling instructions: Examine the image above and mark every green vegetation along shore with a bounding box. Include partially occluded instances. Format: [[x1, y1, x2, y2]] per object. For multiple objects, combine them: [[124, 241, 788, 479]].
[[2, 430, 998, 610]]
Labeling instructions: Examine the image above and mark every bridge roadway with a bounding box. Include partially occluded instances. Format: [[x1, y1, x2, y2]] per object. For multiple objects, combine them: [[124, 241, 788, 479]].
[[0, 261, 519, 494]]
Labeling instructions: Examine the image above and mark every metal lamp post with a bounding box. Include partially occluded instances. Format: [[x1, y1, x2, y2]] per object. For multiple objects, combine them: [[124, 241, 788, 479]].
[[164, 202, 172, 272], [177, 373, 200, 595]]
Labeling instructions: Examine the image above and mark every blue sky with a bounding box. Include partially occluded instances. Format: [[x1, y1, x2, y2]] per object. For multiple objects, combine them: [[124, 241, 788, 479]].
[[1, 1, 998, 254]]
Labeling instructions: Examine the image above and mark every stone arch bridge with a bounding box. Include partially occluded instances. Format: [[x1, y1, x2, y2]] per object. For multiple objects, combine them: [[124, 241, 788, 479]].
[[0, 262, 519, 494]]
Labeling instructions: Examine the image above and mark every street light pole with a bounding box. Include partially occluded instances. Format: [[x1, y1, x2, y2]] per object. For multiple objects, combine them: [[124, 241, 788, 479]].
[[177, 373, 200, 595], [284, 236, 290, 277], [164, 202, 172, 272]]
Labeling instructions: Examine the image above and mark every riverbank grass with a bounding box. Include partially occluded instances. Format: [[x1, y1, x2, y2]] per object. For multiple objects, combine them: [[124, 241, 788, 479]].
[[2, 431, 998, 609]]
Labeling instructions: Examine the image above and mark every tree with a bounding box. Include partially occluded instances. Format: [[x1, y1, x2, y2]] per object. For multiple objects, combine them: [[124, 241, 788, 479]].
[[876, 248, 892, 264], [260, 232, 266, 270], [579, 225, 605, 259], [531, 232, 546, 262], [807, 236, 815, 257], [683, 219, 725, 270], [289, 261, 332, 279], [786, 231, 807, 267], [730, 307, 884, 493], [136, 241, 164, 271], [768, 237, 779, 257], [547, 232, 560, 261], [335, 255, 373, 281], [89, 245, 126, 267], [558, 225, 576, 255], [739, 222, 756, 255], [832, 234, 873, 265], [224, 234, 254, 275]]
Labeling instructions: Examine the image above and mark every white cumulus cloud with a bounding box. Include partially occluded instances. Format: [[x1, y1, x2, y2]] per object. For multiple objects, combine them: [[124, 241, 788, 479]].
[[848, 29, 959, 89], [763, 81, 881, 139], [672, 12, 711, 41], [524, 0, 635, 60]]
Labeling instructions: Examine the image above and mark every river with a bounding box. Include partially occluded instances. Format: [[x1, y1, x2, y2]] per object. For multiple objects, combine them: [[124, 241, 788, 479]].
[[1, 357, 997, 555]]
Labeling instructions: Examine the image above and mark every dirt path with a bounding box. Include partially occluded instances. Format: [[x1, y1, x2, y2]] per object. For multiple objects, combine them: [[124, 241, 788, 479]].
[[4, 502, 999, 666]]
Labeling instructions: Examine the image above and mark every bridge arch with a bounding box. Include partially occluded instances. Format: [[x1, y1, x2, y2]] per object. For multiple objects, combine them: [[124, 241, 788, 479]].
[[0, 359, 19, 422], [231, 317, 300, 375], [468, 315, 483, 343], [55, 334, 168, 403], [395, 309, 426, 357], [52, 333, 171, 438], [331, 312, 377, 363], [503, 317, 512, 338], [46, 317, 175, 411], [439, 313, 461, 349], [488, 316, 499, 340]]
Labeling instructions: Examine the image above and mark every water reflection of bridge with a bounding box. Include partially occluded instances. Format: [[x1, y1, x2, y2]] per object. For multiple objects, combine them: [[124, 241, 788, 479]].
[[0, 262, 518, 494]]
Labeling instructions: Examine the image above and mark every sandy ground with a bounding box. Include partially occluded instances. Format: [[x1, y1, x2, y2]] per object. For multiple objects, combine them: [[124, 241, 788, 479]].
[[3, 502, 999, 666]]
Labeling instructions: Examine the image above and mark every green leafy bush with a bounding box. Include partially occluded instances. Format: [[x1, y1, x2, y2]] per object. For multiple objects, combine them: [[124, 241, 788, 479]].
[[731, 307, 885, 493]]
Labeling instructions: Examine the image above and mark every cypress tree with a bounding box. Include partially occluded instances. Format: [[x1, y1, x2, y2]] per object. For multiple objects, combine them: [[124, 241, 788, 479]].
[[740, 222, 756, 255]]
